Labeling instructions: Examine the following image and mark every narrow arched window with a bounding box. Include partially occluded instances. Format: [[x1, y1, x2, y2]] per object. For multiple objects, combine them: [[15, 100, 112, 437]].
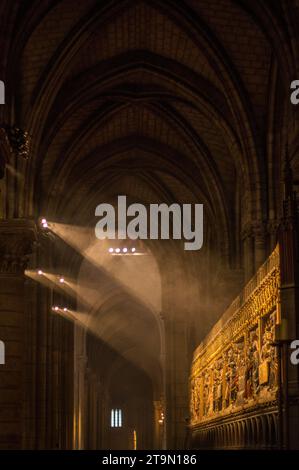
[[111, 408, 122, 428]]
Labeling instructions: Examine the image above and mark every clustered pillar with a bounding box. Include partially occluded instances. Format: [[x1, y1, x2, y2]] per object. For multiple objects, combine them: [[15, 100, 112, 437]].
[[0, 219, 37, 449]]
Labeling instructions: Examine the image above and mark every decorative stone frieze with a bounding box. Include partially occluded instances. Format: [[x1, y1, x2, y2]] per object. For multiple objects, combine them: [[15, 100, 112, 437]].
[[190, 246, 280, 425]]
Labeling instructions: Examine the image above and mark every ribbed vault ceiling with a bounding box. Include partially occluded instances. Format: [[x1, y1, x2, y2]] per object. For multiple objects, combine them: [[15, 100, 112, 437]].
[[7, 0, 282, 246], [1, 0, 298, 395], [1, 0, 298, 357]]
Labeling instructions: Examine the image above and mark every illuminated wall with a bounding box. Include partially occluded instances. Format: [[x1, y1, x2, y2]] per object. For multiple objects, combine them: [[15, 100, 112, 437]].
[[189, 247, 280, 447]]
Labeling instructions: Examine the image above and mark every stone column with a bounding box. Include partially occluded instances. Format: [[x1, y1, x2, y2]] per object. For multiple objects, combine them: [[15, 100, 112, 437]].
[[0, 219, 37, 449], [153, 399, 164, 449], [253, 222, 267, 271], [0, 128, 11, 180], [162, 257, 190, 450], [164, 315, 189, 449], [267, 219, 279, 252], [242, 227, 254, 282], [73, 325, 87, 449]]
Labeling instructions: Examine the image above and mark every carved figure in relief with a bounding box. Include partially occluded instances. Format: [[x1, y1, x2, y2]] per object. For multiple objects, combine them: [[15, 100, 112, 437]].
[[261, 313, 277, 390], [190, 377, 200, 421], [235, 343, 246, 405], [203, 370, 212, 416], [245, 331, 260, 398], [223, 348, 237, 407], [223, 351, 230, 408], [230, 347, 239, 404], [190, 379, 196, 420], [213, 359, 223, 412]]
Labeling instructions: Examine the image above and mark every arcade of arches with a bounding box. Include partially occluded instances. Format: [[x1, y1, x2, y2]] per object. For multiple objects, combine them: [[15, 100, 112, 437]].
[[0, 0, 299, 450]]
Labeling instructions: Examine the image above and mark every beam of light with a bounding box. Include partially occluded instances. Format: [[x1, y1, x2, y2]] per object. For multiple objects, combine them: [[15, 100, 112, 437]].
[[26, 223, 164, 382], [26, 268, 117, 313], [48, 222, 161, 314], [28, 258, 168, 389], [64, 278, 108, 309], [51, 307, 162, 385], [50, 222, 145, 257], [52, 307, 93, 330], [47, 222, 92, 254], [36, 222, 163, 379], [25, 269, 59, 289], [43, 273, 71, 293], [25, 270, 81, 300]]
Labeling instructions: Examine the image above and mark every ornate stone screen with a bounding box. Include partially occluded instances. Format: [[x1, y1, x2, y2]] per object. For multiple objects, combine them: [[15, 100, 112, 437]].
[[190, 246, 280, 448]]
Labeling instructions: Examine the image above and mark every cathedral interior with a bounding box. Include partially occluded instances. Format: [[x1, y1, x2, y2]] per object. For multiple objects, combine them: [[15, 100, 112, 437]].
[[1, 0, 299, 451]]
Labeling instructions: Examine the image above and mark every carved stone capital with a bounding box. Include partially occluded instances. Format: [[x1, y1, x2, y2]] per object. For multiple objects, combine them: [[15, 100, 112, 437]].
[[0, 219, 37, 275], [6, 126, 31, 159]]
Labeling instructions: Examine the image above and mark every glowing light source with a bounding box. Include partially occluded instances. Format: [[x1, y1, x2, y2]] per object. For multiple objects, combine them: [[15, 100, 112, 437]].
[[133, 430, 137, 450], [53, 306, 59, 311], [37, 269, 43, 275], [108, 248, 114, 253], [59, 277, 65, 283], [122, 247, 128, 253], [131, 247, 136, 253], [63, 307, 68, 312], [115, 248, 120, 253], [158, 411, 165, 425], [40, 217, 48, 228]]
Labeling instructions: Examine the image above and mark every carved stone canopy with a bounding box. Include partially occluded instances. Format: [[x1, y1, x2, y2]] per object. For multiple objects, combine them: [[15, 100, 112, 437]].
[[0, 219, 37, 274]]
